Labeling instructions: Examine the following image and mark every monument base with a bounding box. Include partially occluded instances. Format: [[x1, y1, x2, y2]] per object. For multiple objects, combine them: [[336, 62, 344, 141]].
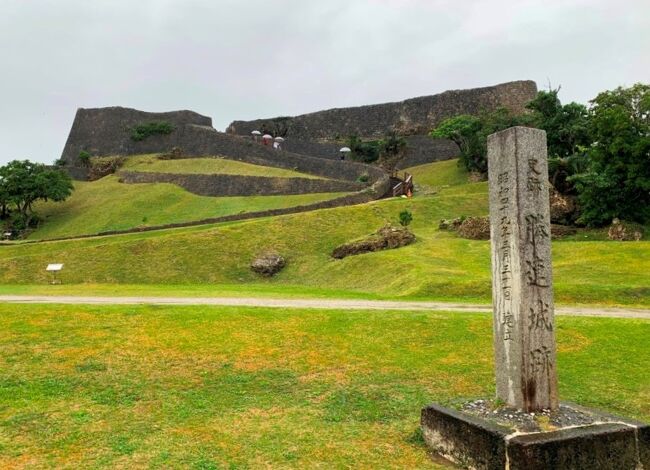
[[421, 401, 649, 470]]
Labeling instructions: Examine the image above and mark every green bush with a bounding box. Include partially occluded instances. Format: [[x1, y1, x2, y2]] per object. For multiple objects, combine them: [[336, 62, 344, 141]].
[[399, 210, 413, 227], [130, 121, 175, 142], [78, 150, 91, 166], [347, 135, 380, 163]]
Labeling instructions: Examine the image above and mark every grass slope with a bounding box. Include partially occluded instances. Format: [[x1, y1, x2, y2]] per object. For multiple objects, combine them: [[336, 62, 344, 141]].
[[407, 158, 471, 190], [2, 160, 648, 306], [121, 154, 322, 179], [28, 175, 347, 240], [0, 304, 647, 468]]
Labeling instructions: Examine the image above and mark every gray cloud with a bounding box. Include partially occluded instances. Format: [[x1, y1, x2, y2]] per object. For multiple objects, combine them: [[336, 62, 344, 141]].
[[1, 0, 648, 164]]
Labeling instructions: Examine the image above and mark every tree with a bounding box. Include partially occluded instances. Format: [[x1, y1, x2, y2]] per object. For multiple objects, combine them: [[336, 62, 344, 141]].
[[430, 115, 483, 172], [571, 83, 650, 226], [526, 90, 591, 159], [525, 89, 592, 194], [0, 174, 9, 219], [0, 160, 74, 228], [430, 108, 530, 173], [347, 135, 380, 163]]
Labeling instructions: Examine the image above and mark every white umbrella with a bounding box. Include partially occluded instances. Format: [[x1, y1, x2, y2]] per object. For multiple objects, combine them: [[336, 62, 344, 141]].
[[262, 134, 273, 139], [339, 147, 351, 153], [274, 136, 285, 142], [251, 130, 262, 136]]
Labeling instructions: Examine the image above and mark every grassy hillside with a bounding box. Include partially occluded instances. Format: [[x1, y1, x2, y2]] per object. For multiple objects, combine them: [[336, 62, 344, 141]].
[[121, 154, 322, 179], [0, 303, 647, 468], [28, 176, 347, 240], [407, 158, 471, 190], [2, 159, 648, 306]]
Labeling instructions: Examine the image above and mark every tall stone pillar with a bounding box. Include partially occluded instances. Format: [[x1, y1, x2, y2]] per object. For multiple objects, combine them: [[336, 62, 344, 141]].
[[487, 126, 559, 412]]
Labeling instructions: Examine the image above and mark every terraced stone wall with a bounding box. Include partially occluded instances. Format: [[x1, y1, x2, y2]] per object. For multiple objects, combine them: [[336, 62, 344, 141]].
[[118, 171, 362, 197]]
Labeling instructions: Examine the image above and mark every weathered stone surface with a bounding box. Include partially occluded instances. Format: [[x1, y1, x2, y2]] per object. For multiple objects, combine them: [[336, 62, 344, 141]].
[[227, 81, 538, 140], [331, 225, 415, 259], [421, 404, 509, 469], [507, 424, 639, 470], [250, 252, 286, 276], [118, 171, 362, 197], [281, 136, 459, 167], [60, 108, 391, 205], [457, 216, 491, 240], [60, 107, 211, 166], [421, 403, 650, 470], [487, 126, 558, 412]]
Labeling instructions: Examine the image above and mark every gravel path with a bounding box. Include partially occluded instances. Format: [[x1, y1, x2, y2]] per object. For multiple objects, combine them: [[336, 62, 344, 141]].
[[1, 295, 649, 319]]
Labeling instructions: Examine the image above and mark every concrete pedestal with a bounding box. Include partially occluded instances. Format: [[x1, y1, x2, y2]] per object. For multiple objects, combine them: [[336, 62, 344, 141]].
[[421, 403, 649, 469]]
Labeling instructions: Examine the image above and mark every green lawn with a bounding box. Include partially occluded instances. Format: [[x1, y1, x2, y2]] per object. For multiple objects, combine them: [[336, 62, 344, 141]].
[[0, 303, 647, 468], [28, 176, 347, 240], [4, 187, 648, 306], [121, 155, 322, 179], [407, 158, 470, 190], [0, 159, 646, 307]]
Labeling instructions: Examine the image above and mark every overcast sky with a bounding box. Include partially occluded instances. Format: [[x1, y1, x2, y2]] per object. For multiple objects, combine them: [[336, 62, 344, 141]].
[[1, 0, 648, 165]]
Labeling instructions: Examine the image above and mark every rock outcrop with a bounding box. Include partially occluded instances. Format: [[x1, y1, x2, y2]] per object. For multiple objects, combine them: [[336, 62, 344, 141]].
[[251, 252, 286, 276], [331, 225, 416, 259]]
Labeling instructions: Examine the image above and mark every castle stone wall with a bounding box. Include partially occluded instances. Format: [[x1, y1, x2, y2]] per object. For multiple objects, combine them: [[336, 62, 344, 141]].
[[118, 171, 362, 197], [226, 81, 537, 140], [61, 107, 212, 166]]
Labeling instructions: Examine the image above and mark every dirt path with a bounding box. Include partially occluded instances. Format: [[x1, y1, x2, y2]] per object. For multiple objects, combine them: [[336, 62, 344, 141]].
[[1, 295, 649, 319]]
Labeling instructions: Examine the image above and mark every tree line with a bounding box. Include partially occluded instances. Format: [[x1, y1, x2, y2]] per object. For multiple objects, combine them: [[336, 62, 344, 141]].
[[431, 83, 649, 227], [0, 160, 73, 236]]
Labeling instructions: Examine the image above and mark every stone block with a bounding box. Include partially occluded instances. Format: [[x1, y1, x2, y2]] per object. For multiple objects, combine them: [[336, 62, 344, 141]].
[[421, 403, 649, 470]]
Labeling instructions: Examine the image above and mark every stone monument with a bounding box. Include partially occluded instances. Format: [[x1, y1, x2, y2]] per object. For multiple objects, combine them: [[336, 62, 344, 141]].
[[487, 126, 558, 412], [420, 126, 649, 469]]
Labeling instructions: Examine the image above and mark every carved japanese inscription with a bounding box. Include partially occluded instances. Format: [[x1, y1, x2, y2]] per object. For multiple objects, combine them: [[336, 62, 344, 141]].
[[487, 127, 559, 412]]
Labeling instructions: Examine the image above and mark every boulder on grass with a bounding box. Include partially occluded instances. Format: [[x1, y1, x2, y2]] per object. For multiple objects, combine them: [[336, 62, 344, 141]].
[[251, 252, 286, 276], [457, 216, 490, 240], [439, 218, 463, 230], [608, 219, 644, 241], [332, 225, 415, 259]]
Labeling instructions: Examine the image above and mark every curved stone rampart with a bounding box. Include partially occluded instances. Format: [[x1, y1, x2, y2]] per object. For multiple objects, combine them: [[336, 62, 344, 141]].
[[117, 171, 362, 197], [281, 136, 459, 168], [60, 108, 388, 190], [226, 81, 537, 140]]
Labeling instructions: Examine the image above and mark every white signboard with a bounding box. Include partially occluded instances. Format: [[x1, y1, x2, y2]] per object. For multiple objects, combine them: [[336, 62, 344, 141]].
[[46, 264, 64, 272]]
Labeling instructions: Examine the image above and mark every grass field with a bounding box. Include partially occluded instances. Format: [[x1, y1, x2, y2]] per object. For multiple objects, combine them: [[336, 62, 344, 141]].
[[1, 159, 647, 306], [407, 159, 471, 190], [121, 155, 322, 179], [0, 303, 647, 468], [27, 175, 347, 240]]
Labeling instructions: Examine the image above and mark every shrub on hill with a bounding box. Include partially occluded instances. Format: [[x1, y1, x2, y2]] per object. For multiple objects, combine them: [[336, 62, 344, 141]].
[[347, 135, 381, 163], [130, 121, 175, 141]]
